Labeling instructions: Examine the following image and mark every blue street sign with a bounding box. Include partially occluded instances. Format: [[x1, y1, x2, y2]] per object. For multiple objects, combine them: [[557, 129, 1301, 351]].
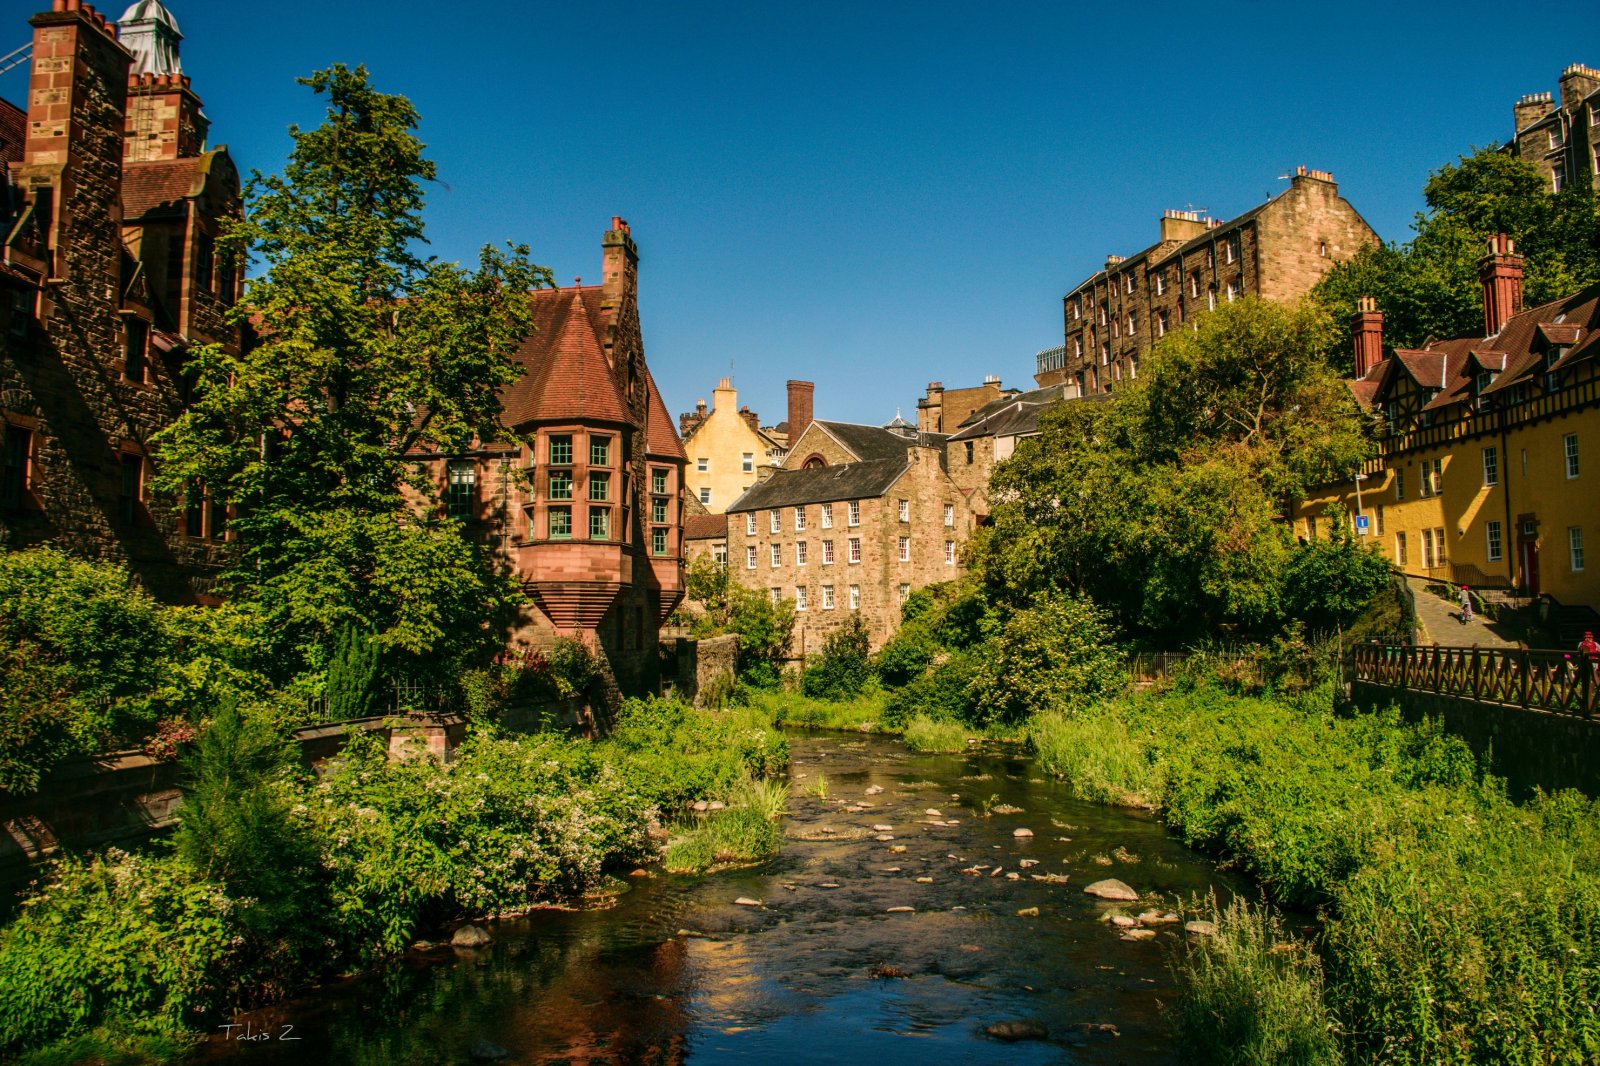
[[1355, 515, 1370, 535]]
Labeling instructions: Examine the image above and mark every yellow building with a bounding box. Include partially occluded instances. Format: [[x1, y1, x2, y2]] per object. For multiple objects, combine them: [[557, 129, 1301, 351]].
[[1296, 239, 1599, 617], [677, 378, 788, 513]]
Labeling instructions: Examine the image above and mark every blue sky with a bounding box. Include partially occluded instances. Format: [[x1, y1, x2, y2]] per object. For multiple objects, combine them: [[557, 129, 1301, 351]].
[[4, 1, 1592, 426]]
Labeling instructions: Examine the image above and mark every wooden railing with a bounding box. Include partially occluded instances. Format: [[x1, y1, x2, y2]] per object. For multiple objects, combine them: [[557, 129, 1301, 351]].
[[1352, 643, 1599, 719]]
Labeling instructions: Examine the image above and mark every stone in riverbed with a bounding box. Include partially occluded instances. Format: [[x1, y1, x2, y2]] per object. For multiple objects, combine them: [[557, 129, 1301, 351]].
[[875, 834, 895, 842], [915, 876, 934, 883], [1121, 928, 1157, 941], [451, 924, 493, 948], [986, 1020, 1050, 1042], [707, 800, 725, 811], [1013, 828, 1034, 839], [886, 906, 916, 913], [1016, 906, 1040, 917], [1109, 915, 1137, 928], [469, 1039, 511, 1061], [1083, 879, 1139, 902], [890, 845, 907, 853], [819, 882, 840, 889], [865, 785, 885, 795], [873, 824, 894, 832], [924, 808, 943, 816], [1018, 859, 1039, 869], [733, 897, 762, 907], [1185, 920, 1219, 937]]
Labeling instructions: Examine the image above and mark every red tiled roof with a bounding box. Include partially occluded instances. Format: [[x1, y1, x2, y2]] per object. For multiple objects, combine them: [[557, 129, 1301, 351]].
[[643, 366, 687, 461], [122, 157, 202, 218], [0, 97, 25, 165], [506, 287, 628, 426], [684, 514, 728, 541], [1538, 323, 1583, 346]]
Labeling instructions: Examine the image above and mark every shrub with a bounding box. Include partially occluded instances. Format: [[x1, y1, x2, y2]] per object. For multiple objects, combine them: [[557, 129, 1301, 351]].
[[603, 697, 788, 811], [754, 689, 888, 732], [326, 626, 383, 721], [1281, 521, 1391, 636], [884, 649, 982, 727], [965, 592, 1126, 726], [1174, 898, 1343, 1066], [873, 633, 934, 688], [801, 616, 872, 700], [0, 850, 238, 1053], [662, 777, 789, 873], [901, 714, 968, 753]]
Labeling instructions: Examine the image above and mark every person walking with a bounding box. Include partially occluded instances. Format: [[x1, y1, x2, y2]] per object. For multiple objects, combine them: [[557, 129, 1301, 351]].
[[1459, 584, 1473, 625]]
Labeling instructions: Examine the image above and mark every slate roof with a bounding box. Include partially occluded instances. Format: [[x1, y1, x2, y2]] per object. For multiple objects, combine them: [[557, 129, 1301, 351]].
[[122, 157, 203, 218], [948, 383, 1072, 441], [684, 513, 728, 541], [812, 420, 948, 462], [727, 458, 908, 513]]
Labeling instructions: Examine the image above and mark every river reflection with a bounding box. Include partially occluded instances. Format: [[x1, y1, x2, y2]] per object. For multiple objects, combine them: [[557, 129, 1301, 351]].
[[199, 732, 1246, 1064]]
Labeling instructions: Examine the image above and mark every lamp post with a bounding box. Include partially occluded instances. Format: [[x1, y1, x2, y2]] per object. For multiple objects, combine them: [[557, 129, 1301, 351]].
[[1353, 472, 1368, 535]]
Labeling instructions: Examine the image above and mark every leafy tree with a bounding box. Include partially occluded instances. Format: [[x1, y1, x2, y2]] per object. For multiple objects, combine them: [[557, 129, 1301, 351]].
[[1315, 148, 1600, 361], [681, 555, 795, 686], [974, 299, 1375, 641], [1282, 516, 1392, 634], [965, 592, 1126, 726], [153, 65, 550, 685]]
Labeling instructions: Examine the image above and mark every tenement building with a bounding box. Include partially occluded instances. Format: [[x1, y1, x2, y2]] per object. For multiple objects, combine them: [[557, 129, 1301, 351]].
[[725, 418, 975, 658], [410, 220, 687, 693], [1039, 167, 1378, 397], [1, 0, 242, 602], [1296, 235, 1599, 616], [677, 377, 791, 512], [1508, 64, 1600, 193]]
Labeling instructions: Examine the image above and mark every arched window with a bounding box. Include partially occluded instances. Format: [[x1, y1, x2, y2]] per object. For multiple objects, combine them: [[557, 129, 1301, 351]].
[[802, 455, 826, 470]]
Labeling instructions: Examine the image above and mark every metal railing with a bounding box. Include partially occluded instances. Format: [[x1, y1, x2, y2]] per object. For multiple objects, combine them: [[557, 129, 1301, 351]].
[[1352, 642, 1599, 719]]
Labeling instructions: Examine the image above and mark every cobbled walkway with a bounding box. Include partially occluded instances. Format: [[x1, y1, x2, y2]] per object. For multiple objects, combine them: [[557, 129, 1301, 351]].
[[1408, 576, 1520, 649]]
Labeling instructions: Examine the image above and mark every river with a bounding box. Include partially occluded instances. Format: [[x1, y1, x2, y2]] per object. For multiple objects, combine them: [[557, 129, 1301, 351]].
[[199, 730, 1245, 1064]]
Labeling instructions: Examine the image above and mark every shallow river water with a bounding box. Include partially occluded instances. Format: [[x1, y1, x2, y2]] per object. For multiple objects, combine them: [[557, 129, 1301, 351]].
[[200, 731, 1245, 1065]]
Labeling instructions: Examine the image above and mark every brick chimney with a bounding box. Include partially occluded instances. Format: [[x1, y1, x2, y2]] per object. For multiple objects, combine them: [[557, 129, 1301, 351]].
[[119, 1, 206, 162], [787, 380, 814, 443], [1513, 91, 1555, 132], [1479, 233, 1524, 337], [601, 215, 637, 309], [739, 406, 760, 433], [1352, 296, 1384, 378]]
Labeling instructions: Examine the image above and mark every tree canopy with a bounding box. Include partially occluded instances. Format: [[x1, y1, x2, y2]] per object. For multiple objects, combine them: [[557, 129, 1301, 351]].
[[154, 65, 552, 685], [1314, 148, 1600, 363], [972, 298, 1381, 641]]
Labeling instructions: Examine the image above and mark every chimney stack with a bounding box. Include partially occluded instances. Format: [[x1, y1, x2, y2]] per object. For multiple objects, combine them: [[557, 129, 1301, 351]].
[[1479, 233, 1524, 337], [787, 380, 814, 443], [1352, 296, 1384, 378]]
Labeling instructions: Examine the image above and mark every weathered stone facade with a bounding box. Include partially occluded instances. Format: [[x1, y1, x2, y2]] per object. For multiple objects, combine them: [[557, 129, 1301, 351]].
[[678, 377, 785, 512], [1508, 64, 1600, 193], [1, 1, 240, 602], [726, 420, 974, 658], [1042, 168, 1378, 396]]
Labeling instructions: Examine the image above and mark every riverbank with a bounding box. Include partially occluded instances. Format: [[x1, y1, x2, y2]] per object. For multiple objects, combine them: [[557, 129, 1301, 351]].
[[0, 699, 791, 1064], [1029, 682, 1600, 1066]]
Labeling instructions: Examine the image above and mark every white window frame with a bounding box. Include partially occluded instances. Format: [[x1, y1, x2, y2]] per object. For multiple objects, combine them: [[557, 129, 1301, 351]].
[[943, 503, 954, 527], [848, 537, 861, 564], [1482, 447, 1498, 487], [849, 584, 860, 610], [746, 513, 757, 536], [848, 501, 860, 527], [1487, 520, 1503, 563], [822, 539, 834, 565], [696, 457, 709, 473], [770, 509, 781, 534], [770, 543, 781, 567], [794, 507, 806, 531], [1571, 526, 1586, 572], [1565, 434, 1580, 479], [746, 545, 757, 570], [796, 540, 807, 566], [699, 487, 711, 505], [898, 536, 911, 562], [742, 453, 754, 473], [898, 499, 910, 522], [945, 540, 956, 565], [821, 502, 833, 528], [898, 583, 911, 605], [821, 584, 835, 610], [795, 586, 808, 611]]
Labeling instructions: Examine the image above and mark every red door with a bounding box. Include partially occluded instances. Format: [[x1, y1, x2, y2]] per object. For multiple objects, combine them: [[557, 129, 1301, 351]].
[[1521, 539, 1540, 597]]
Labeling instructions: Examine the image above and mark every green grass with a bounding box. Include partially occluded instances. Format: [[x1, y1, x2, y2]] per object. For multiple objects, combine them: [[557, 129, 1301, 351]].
[[15, 1019, 198, 1066], [901, 714, 969, 753], [1032, 684, 1600, 1065], [663, 777, 790, 873], [750, 689, 889, 732], [1174, 899, 1343, 1066]]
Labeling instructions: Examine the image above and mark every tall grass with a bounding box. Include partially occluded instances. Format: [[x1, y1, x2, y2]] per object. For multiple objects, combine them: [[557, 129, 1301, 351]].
[[1174, 898, 1343, 1066], [1031, 685, 1600, 1065], [901, 714, 968, 753], [751, 689, 888, 732], [663, 777, 790, 873]]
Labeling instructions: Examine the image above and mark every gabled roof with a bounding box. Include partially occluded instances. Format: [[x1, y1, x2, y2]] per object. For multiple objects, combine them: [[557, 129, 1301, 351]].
[[502, 286, 629, 427], [949, 383, 1071, 441], [684, 514, 728, 541], [122, 157, 204, 218], [728, 458, 908, 513], [0, 97, 25, 165], [643, 366, 686, 461], [809, 420, 947, 462]]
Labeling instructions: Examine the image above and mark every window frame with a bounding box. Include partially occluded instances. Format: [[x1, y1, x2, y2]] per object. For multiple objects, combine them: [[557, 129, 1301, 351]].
[[1487, 520, 1503, 563], [1565, 434, 1580, 479], [1482, 447, 1498, 487], [549, 435, 573, 466], [548, 505, 572, 540], [848, 537, 861, 564], [1571, 526, 1586, 572]]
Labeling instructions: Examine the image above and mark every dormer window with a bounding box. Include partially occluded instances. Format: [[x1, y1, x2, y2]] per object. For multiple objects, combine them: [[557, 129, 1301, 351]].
[[1545, 349, 1563, 392]]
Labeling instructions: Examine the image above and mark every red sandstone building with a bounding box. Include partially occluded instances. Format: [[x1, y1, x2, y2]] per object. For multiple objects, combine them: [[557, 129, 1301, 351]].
[[1, 0, 242, 601]]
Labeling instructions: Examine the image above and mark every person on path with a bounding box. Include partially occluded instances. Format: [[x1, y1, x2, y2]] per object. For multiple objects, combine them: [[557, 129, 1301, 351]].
[[1459, 585, 1473, 625], [1580, 631, 1600, 660]]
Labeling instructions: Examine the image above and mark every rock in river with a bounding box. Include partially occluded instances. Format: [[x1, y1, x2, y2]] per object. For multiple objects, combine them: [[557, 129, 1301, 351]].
[[1083, 879, 1139, 902], [451, 924, 493, 948], [1185, 920, 1219, 937], [734, 897, 763, 907], [986, 1019, 1050, 1042], [1013, 827, 1034, 839]]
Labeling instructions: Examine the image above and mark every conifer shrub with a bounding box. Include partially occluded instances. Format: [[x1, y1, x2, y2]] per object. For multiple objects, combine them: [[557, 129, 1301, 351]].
[[325, 626, 383, 721]]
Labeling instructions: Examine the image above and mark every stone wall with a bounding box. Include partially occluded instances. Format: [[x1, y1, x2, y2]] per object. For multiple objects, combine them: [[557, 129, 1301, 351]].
[[1350, 680, 1600, 798], [665, 634, 738, 707], [0, 713, 465, 891]]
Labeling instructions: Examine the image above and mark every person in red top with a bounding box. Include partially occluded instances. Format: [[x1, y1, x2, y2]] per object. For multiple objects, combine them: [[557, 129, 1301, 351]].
[[1580, 631, 1600, 659]]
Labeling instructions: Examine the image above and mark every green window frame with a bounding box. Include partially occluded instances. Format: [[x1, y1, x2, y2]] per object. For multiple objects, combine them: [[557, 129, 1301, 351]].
[[589, 507, 611, 540], [548, 469, 573, 500], [549, 435, 573, 465], [651, 528, 668, 556], [548, 506, 572, 540], [590, 436, 611, 466], [589, 472, 611, 502]]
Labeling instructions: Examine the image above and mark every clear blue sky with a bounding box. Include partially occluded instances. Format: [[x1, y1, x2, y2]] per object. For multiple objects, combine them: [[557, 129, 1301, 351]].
[[4, 1, 1592, 426]]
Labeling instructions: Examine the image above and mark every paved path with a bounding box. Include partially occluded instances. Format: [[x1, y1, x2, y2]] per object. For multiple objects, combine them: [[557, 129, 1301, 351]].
[[1407, 576, 1520, 648]]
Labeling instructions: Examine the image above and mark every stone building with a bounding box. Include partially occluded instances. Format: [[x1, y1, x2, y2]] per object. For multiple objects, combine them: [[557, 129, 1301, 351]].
[[914, 375, 1012, 434], [677, 377, 788, 512], [409, 220, 687, 693], [725, 418, 975, 658], [1508, 64, 1600, 193], [1296, 235, 1600, 620], [943, 383, 1077, 518], [1040, 167, 1378, 397], [1, 0, 242, 602]]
